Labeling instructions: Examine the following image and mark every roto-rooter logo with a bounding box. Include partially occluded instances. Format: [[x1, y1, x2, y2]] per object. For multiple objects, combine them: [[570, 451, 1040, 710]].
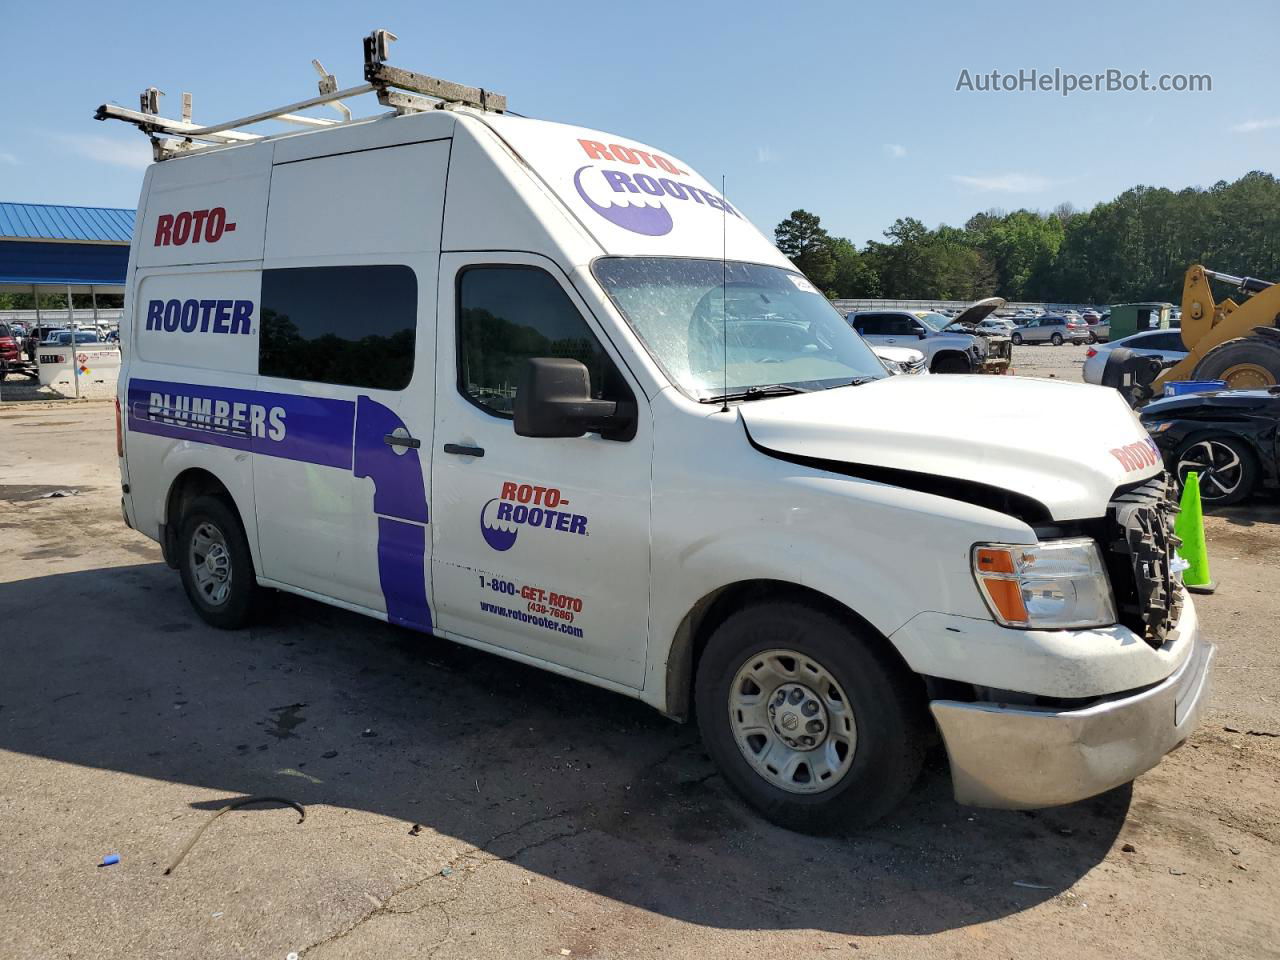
[[153, 207, 236, 246], [571, 139, 740, 237], [1110, 438, 1162, 473], [480, 482, 588, 552]]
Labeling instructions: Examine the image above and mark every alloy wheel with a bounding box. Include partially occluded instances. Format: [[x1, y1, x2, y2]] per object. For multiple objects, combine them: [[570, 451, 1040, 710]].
[[1177, 440, 1244, 501]]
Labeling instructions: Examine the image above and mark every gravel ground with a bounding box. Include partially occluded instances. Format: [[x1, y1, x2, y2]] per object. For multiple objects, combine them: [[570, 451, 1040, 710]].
[[1006, 341, 1097, 382], [1, 393, 1277, 960]]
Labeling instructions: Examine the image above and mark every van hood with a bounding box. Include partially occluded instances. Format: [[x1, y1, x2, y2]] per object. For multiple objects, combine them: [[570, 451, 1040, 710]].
[[739, 375, 1161, 521]]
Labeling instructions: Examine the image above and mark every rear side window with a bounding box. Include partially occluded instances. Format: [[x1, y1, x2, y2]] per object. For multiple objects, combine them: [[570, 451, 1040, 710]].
[[0, 323, 10, 338], [456, 266, 628, 418], [259, 265, 417, 390], [1139, 331, 1185, 351]]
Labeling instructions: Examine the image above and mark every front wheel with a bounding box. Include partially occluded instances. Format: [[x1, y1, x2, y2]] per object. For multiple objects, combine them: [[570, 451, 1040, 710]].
[[931, 354, 971, 374], [1011, 332, 1023, 345], [1051, 332, 1064, 346], [177, 495, 262, 629], [695, 602, 926, 833]]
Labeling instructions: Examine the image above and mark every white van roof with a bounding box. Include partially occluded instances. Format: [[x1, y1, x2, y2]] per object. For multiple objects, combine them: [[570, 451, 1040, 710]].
[[96, 29, 788, 267]]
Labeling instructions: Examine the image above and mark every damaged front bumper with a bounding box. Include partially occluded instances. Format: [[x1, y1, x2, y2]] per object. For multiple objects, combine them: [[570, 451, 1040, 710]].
[[977, 337, 1012, 374], [930, 623, 1214, 809]]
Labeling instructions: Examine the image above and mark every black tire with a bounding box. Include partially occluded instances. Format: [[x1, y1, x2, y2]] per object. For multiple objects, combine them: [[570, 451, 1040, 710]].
[[695, 601, 926, 833], [1011, 332, 1023, 345], [1051, 332, 1064, 346], [176, 495, 261, 629], [931, 354, 971, 374], [1088, 330, 1098, 344], [1192, 335, 1280, 389], [1174, 435, 1258, 506]]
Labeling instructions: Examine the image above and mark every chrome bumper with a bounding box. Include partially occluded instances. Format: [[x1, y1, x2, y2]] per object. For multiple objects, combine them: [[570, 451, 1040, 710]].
[[930, 628, 1214, 809]]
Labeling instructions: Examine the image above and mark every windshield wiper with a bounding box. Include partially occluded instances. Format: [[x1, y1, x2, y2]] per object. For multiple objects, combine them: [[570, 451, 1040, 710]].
[[699, 383, 810, 404], [846, 376, 878, 386]]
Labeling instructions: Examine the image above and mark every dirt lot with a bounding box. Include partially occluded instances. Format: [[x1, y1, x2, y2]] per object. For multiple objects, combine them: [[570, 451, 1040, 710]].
[[1010, 341, 1099, 381], [1, 390, 1278, 960]]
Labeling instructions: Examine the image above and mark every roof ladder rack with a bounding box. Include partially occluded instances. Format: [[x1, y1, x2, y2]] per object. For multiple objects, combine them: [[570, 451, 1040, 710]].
[[94, 28, 507, 161]]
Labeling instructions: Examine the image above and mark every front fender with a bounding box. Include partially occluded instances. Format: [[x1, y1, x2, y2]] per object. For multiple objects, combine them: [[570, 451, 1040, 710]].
[[639, 403, 1034, 713]]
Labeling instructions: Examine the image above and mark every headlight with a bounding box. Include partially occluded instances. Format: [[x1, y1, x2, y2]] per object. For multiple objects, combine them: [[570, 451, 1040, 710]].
[[972, 538, 1117, 629]]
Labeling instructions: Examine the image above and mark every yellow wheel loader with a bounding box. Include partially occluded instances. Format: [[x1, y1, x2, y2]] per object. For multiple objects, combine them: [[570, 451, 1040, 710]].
[[1103, 264, 1280, 404]]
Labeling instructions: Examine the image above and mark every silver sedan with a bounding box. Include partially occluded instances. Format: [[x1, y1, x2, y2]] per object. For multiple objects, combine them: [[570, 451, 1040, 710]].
[[1083, 329, 1189, 384]]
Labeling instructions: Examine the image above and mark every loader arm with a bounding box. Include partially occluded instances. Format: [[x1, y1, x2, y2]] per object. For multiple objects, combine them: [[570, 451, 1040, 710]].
[[1155, 264, 1280, 390]]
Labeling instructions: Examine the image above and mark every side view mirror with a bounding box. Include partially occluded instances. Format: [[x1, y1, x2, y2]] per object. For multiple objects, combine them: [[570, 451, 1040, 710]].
[[514, 358, 635, 441]]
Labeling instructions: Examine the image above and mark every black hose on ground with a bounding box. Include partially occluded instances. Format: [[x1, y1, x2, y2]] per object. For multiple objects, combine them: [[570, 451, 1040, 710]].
[[163, 796, 305, 875]]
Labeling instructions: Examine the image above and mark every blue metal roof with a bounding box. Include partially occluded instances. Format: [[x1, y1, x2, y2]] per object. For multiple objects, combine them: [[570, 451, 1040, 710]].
[[0, 202, 135, 244]]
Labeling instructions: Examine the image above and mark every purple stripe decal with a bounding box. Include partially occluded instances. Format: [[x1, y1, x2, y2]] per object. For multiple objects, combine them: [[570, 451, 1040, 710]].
[[353, 395, 428, 524], [127, 378, 355, 469], [376, 516, 432, 632], [127, 377, 433, 631]]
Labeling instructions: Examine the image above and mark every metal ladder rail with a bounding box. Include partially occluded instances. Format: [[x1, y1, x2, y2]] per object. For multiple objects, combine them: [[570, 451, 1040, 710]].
[[93, 28, 507, 160]]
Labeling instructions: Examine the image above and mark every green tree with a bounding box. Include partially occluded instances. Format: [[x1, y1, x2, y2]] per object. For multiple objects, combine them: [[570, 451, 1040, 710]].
[[774, 209, 836, 290], [827, 237, 880, 298]]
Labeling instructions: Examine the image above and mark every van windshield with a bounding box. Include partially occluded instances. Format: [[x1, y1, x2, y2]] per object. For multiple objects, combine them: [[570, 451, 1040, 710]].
[[593, 257, 887, 401]]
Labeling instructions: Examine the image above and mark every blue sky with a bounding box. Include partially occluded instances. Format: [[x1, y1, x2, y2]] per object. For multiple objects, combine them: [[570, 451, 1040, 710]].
[[1, 0, 1276, 245]]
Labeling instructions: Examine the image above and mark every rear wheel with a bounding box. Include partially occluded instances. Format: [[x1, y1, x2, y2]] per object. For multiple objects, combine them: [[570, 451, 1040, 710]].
[[1192, 335, 1280, 389], [1175, 436, 1258, 505], [177, 495, 261, 629], [695, 601, 926, 833], [1051, 332, 1064, 346], [1011, 332, 1023, 345]]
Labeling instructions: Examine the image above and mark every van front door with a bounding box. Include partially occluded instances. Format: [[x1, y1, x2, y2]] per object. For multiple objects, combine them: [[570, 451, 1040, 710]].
[[431, 253, 652, 688]]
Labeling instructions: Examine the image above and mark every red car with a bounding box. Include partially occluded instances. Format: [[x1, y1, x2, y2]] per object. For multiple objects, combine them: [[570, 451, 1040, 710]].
[[0, 322, 27, 380]]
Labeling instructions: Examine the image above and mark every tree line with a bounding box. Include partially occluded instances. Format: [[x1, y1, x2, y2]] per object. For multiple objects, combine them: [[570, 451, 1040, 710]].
[[775, 170, 1280, 305]]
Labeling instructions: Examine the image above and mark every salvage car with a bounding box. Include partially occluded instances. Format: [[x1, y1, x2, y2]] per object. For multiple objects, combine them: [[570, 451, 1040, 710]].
[[1084, 329, 1188, 385], [0, 322, 28, 380], [103, 28, 1211, 833], [849, 297, 1011, 374], [1141, 387, 1280, 504]]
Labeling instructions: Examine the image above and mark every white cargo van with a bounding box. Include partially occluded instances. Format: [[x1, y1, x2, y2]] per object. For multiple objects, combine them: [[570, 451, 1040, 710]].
[[106, 33, 1212, 830]]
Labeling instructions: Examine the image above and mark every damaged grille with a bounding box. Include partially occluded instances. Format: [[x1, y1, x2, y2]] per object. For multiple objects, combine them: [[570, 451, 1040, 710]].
[[987, 338, 1012, 361], [1105, 473, 1183, 648]]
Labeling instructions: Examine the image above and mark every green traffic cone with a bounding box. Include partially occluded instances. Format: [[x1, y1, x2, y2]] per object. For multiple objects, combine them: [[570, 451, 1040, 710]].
[[1175, 471, 1216, 594]]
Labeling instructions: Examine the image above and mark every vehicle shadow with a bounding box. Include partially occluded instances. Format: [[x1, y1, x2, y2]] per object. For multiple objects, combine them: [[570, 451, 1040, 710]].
[[0, 562, 1129, 936], [1213, 500, 1280, 528]]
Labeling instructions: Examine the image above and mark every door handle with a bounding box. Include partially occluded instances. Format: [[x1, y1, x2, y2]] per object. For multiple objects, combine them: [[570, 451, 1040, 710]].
[[443, 443, 485, 458], [383, 433, 421, 449]]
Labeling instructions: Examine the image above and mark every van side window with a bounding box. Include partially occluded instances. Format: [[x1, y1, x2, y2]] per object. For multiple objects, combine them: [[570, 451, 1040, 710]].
[[259, 265, 416, 390], [457, 266, 628, 418]]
